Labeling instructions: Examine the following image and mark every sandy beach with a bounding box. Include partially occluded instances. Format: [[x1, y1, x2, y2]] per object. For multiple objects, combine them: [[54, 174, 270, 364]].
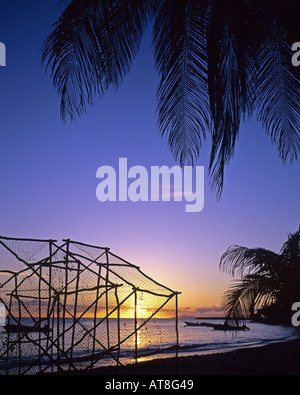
[[56, 339, 300, 376]]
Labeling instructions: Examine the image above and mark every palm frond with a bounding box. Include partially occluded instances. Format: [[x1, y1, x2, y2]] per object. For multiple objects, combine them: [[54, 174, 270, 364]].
[[265, 0, 300, 46], [222, 274, 274, 323], [221, 225, 300, 324], [207, 0, 259, 196], [219, 244, 280, 278], [222, 279, 256, 323], [41, 0, 149, 121], [153, 0, 211, 166], [279, 225, 300, 269], [42, 0, 300, 196], [252, 3, 300, 163], [207, 0, 300, 195]]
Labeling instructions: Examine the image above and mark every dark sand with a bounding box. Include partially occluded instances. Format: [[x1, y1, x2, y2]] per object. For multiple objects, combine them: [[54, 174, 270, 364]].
[[58, 339, 300, 375]]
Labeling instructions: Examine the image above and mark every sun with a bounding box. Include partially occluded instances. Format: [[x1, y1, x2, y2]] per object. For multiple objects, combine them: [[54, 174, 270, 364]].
[[131, 303, 149, 319]]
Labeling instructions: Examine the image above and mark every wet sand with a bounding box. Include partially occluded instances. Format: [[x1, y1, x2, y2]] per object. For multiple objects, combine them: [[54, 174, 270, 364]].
[[58, 339, 300, 375]]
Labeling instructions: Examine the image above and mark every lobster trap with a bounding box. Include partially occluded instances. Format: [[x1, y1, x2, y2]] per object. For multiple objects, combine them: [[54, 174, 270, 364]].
[[0, 236, 180, 374]]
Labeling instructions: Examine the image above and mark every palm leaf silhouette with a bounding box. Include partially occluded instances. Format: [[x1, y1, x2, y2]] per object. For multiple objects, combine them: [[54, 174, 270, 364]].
[[220, 225, 300, 323], [42, 0, 149, 121], [153, 0, 210, 167], [222, 274, 275, 324], [42, 0, 300, 196]]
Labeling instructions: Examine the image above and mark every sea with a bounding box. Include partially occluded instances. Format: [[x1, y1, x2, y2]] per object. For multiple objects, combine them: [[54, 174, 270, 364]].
[[0, 317, 298, 374], [176, 318, 298, 355]]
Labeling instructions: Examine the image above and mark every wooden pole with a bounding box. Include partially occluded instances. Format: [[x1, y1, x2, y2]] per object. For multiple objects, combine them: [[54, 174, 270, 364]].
[[62, 240, 70, 362], [175, 293, 179, 358], [17, 281, 21, 374], [91, 259, 102, 367], [48, 240, 54, 373], [134, 288, 138, 364], [38, 263, 42, 373], [105, 248, 110, 351], [70, 243, 81, 368], [56, 292, 60, 371], [115, 286, 121, 365]]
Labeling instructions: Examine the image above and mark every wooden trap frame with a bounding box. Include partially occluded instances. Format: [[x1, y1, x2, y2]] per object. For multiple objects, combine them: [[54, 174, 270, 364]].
[[0, 236, 180, 374]]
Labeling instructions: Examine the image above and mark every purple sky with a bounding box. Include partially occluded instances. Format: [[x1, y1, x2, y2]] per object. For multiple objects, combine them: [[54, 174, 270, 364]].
[[0, 1, 299, 316]]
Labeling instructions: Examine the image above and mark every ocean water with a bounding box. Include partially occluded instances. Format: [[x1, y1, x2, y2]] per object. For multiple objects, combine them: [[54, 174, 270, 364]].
[[176, 318, 298, 356], [0, 317, 298, 373]]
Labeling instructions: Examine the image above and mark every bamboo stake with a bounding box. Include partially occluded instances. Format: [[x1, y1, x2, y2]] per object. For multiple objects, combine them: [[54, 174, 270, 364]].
[[48, 240, 54, 373], [17, 276, 21, 374], [175, 293, 179, 358], [105, 248, 110, 351], [56, 292, 60, 371], [63, 239, 108, 251], [38, 262, 42, 373], [62, 240, 69, 361], [69, 246, 81, 368], [90, 257, 102, 368], [115, 286, 121, 365], [134, 288, 138, 364]]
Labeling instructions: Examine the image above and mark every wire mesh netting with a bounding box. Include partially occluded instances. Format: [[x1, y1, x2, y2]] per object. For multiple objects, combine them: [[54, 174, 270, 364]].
[[0, 236, 180, 374]]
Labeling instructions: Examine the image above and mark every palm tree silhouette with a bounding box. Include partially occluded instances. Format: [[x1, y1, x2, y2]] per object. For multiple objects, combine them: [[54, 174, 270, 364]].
[[220, 225, 300, 324], [41, 0, 300, 196]]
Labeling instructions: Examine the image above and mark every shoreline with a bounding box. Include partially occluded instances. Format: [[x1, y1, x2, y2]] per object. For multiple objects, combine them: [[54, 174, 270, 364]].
[[54, 338, 300, 375]]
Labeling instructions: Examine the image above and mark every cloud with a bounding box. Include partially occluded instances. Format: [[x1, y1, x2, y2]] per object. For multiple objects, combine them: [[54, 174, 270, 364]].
[[195, 306, 224, 314], [178, 305, 224, 318]]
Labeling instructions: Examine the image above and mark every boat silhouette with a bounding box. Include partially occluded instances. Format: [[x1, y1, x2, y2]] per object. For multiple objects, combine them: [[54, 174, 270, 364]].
[[4, 323, 51, 334], [184, 321, 250, 331]]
